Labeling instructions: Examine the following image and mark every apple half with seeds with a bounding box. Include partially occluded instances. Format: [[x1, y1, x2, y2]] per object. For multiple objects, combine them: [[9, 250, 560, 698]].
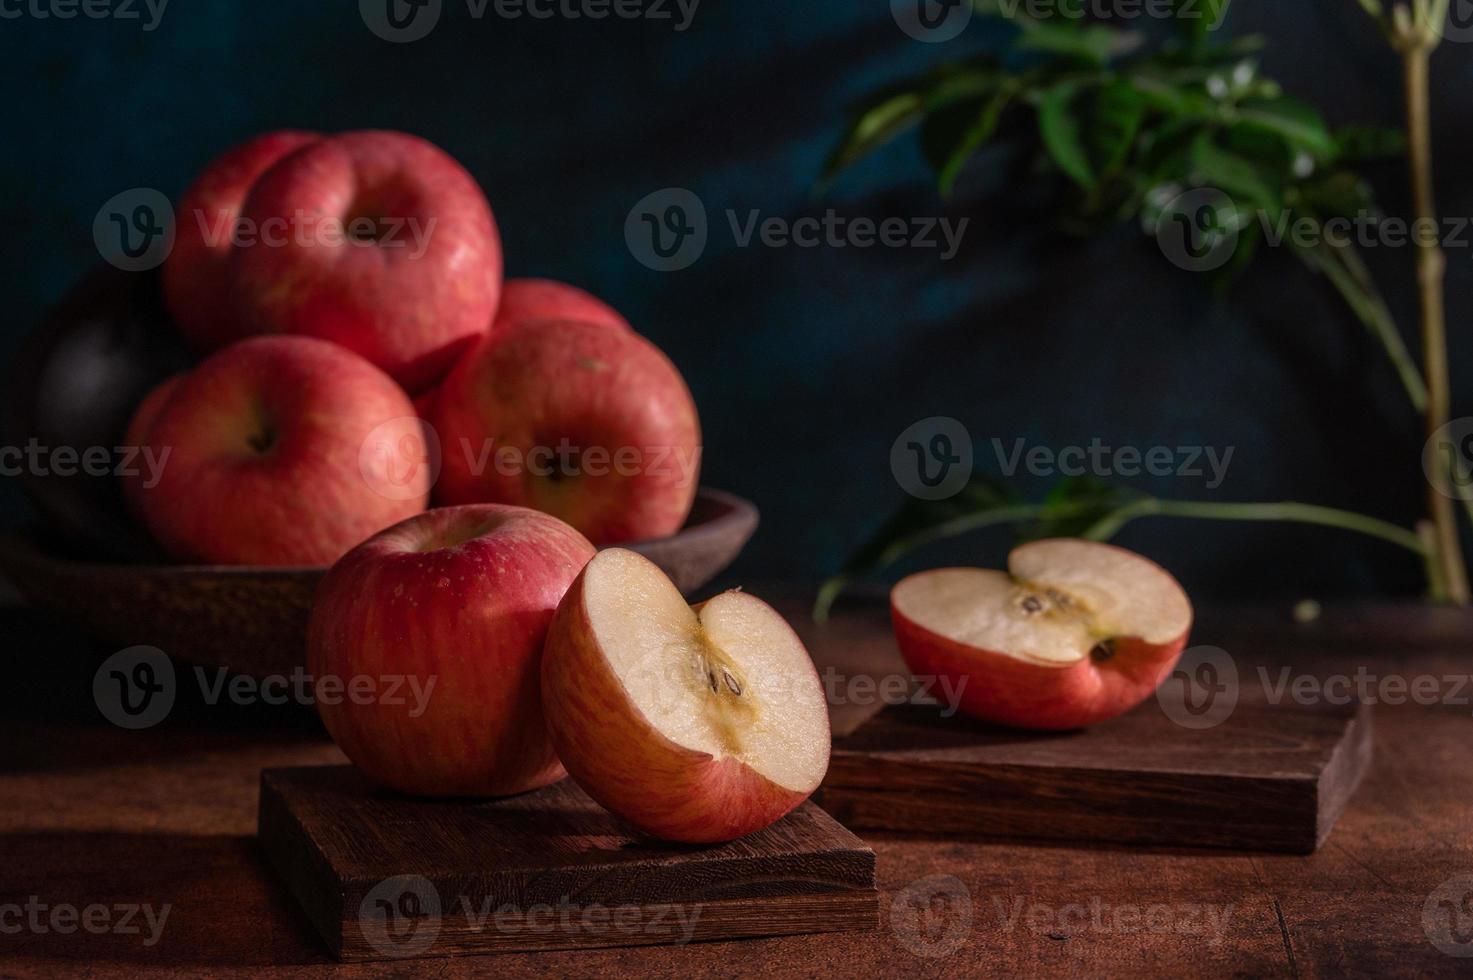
[[541, 548, 831, 843], [891, 538, 1193, 730]]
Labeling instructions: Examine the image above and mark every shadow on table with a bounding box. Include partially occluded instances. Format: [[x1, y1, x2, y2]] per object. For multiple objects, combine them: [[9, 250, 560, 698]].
[[0, 829, 332, 968]]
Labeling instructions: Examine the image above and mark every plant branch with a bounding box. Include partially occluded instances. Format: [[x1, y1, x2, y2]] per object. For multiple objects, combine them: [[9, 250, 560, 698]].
[[1401, 41, 1468, 601], [812, 497, 1429, 620], [1081, 499, 1429, 553], [1296, 237, 1428, 411]]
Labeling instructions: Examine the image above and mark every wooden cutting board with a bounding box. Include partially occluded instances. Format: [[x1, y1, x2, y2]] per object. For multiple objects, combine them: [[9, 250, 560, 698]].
[[797, 605, 1373, 854], [257, 766, 876, 961], [818, 699, 1371, 853]]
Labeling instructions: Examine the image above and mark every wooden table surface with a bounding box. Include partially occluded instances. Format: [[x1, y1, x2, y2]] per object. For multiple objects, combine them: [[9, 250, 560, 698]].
[[3, 596, 1473, 978]]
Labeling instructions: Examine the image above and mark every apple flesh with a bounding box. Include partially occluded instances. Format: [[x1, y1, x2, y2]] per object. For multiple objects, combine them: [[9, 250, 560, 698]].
[[430, 318, 700, 544], [541, 548, 831, 842], [309, 504, 595, 797], [231, 130, 502, 392], [162, 130, 320, 352], [891, 539, 1193, 730], [123, 335, 429, 565], [493, 278, 629, 333]]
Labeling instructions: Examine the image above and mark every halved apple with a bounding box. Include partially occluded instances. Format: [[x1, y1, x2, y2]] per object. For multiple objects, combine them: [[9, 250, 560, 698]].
[[891, 538, 1193, 730], [541, 548, 831, 843]]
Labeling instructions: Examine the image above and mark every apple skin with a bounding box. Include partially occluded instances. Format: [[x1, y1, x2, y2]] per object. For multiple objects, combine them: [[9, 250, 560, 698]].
[[231, 130, 502, 392], [124, 335, 429, 566], [162, 130, 321, 352], [309, 504, 595, 797], [493, 278, 629, 333], [891, 606, 1189, 731], [123, 373, 182, 452], [541, 569, 813, 842], [430, 318, 700, 545]]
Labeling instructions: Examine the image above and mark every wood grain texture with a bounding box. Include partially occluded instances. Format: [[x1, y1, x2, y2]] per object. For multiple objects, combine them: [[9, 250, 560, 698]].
[[3, 599, 1472, 976], [257, 766, 875, 960], [820, 701, 1371, 852]]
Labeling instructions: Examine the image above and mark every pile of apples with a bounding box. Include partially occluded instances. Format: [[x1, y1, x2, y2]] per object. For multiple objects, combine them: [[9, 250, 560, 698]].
[[127, 129, 701, 565], [120, 128, 831, 844]]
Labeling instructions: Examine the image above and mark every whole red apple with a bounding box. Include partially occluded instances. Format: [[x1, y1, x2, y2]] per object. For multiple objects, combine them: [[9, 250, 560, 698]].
[[162, 130, 320, 352], [231, 130, 502, 391], [542, 548, 831, 841], [124, 335, 429, 565], [493, 278, 629, 333], [891, 538, 1193, 730], [309, 504, 595, 797], [430, 318, 701, 544]]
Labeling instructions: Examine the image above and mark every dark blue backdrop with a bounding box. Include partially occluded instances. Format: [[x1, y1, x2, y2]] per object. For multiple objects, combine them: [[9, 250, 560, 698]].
[[3, 1, 1471, 597]]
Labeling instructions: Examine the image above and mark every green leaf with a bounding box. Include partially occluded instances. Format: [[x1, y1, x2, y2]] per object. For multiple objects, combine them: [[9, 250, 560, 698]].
[[1090, 80, 1146, 178], [924, 61, 1006, 110], [1124, 74, 1221, 118], [1234, 96, 1336, 160], [1014, 20, 1128, 66], [1295, 171, 1375, 219], [922, 90, 1014, 197], [1334, 125, 1406, 162], [1221, 121, 1296, 178], [820, 89, 925, 186], [1022, 477, 1144, 541], [1190, 133, 1282, 209], [1038, 83, 1096, 187], [1211, 218, 1262, 292], [1138, 116, 1208, 183]]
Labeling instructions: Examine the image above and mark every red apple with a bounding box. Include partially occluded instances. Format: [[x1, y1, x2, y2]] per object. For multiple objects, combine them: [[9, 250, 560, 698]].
[[231, 130, 502, 391], [430, 318, 701, 544], [493, 278, 629, 333], [891, 539, 1193, 730], [309, 504, 595, 796], [162, 130, 321, 352], [541, 548, 831, 842], [124, 335, 429, 565]]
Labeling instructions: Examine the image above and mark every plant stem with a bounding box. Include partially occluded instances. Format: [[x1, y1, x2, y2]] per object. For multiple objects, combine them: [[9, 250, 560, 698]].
[[1082, 499, 1429, 554], [811, 504, 1052, 621], [1399, 38, 1469, 601], [1298, 237, 1428, 411], [811, 497, 1430, 621]]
